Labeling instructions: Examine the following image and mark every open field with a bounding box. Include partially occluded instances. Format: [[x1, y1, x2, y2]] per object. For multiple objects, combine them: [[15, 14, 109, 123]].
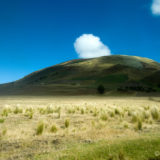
[[0, 96, 160, 160]]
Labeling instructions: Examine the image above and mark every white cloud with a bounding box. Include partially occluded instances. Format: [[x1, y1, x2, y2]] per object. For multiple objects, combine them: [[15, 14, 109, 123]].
[[74, 34, 111, 59], [151, 0, 160, 15]]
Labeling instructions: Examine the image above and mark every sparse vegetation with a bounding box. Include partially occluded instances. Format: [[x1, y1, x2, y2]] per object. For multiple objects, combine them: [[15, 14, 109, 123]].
[[100, 113, 108, 121], [46, 106, 54, 114], [115, 108, 121, 115], [13, 107, 23, 114], [131, 112, 138, 123], [36, 122, 44, 135], [0, 96, 160, 160], [0, 118, 5, 123], [137, 119, 143, 130], [81, 108, 84, 114], [151, 107, 159, 120], [1, 108, 9, 117], [65, 119, 70, 128], [50, 124, 58, 133], [2, 128, 7, 136]]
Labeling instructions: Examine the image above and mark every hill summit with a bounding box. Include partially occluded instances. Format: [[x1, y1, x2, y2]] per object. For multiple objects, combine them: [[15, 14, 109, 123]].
[[1, 55, 160, 95]]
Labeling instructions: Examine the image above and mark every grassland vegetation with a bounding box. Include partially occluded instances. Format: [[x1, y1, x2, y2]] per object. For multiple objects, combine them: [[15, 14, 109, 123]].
[[36, 122, 44, 135], [0, 96, 160, 160]]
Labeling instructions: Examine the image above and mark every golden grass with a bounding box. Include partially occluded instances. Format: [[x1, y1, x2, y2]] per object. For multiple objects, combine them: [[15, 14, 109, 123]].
[[0, 96, 160, 160]]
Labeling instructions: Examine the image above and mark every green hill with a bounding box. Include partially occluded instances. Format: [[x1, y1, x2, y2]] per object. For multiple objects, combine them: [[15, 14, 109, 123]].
[[1, 55, 160, 95]]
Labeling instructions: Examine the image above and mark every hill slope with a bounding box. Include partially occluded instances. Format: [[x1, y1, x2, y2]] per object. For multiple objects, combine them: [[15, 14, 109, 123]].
[[1, 55, 160, 95]]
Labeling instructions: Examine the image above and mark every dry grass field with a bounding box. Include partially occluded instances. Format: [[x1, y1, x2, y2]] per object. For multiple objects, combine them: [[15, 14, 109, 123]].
[[0, 96, 160, 160]]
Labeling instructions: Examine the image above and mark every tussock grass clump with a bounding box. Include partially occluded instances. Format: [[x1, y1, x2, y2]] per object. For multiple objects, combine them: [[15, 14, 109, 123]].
[[149, 119, 153, 124], [50, 124, 58, 133], [38, 108, 46, 114], [67, 108, 75, 114], [25, 108, 34, 119], [54, 107, 61, 113], [56, 107, 61, 117], [144, 105, 150, 111], [0, 118, 5, 123], [93, 110, 98, 117], [91, 120, 96, 127], [65, 119, 70, 128], [100, 113, 108, 121], [13, 107, 23, 114], [57, 110, 61, 119], [95, 121, 106, 129], [118, 151, 126, 160], [25, 112, 33, 119], [142, 111, 150, 120], [29, 112, 33, 119], [81, 108, 84, 114], [108, 155, 114, 160], [0, 128, 7, 137], [39, 106, 54, 114], [151, 107, 159, 120], [25, 108, 33, 113], [76, 106, 80, 111], [128, 110, 132, 116], [36, 122, 44, 135], [109, 111, 115, 118], [115, 108, 121, 115], [131, 112, 138, 123], [136, 119, 143, 130], [46, 106, 54, 114], [1, 108, 9, 117], [123, 122, 129, 129], [2, 128, 7, 136]]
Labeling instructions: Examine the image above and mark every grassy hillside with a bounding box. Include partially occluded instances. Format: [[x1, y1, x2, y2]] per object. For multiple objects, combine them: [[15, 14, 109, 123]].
[[0, 55, 160, 95]]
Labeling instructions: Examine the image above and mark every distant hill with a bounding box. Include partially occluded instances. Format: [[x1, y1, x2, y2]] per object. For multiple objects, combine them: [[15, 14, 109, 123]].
[[1, 55, 160, 95]]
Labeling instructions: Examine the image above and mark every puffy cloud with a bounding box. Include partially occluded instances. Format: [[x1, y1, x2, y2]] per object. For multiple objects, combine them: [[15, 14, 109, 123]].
[[74, 34, 111, 58], [151, 0, 160, 15]]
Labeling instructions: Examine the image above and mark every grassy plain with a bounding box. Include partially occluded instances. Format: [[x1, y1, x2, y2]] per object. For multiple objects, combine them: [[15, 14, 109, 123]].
[[0, 96, 160, 160]]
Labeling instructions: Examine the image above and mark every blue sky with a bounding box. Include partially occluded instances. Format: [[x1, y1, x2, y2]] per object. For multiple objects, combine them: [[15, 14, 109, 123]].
[[0, 0, 160, 84]]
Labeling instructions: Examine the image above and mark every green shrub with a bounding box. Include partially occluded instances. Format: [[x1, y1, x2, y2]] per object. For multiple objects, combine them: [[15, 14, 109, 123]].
[[36, 122, 44, 135]]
